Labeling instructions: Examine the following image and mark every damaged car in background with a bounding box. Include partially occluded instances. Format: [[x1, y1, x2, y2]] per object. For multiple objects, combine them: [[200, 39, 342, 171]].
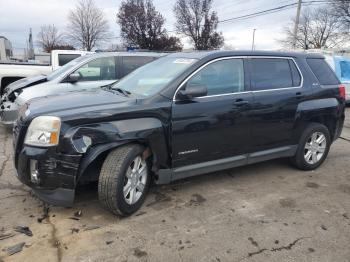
[[0, 50, 91, 94], [0, 52, 165, 126]]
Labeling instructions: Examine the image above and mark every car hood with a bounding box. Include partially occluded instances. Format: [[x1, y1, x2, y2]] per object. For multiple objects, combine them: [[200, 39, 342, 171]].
[[23, 89, 137, 122], [6, 75, 47, 93]]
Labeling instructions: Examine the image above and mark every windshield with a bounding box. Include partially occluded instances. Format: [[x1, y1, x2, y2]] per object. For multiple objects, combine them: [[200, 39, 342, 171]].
[[111, 57, 198, 97], [46, 55, 87, 81]]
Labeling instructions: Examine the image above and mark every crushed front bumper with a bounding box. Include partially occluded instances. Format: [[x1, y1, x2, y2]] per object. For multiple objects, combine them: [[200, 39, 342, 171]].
[[0, 100, 18, 126], [14, 146, 82, 206]]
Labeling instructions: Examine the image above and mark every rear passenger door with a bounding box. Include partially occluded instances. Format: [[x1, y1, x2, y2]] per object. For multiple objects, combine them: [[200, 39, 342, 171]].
[[249, 57, 304, 151]]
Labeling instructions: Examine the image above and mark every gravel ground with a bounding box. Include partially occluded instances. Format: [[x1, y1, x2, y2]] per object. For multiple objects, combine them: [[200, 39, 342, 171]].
[[0, 109, 349, 262]]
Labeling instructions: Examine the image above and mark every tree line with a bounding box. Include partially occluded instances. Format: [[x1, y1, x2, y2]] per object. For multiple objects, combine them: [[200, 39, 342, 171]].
[[37, 0, 223, 52], [37, 0, 350, 52]]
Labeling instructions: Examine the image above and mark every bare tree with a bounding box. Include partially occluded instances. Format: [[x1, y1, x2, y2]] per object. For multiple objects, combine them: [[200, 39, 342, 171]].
[[66, 0, 110, 51], [332, 0, 350, 30], [117, 0, 182, 51], [37, 24, 63, 52], [174, 0, 224, 50], [281, 7, 347, 49]]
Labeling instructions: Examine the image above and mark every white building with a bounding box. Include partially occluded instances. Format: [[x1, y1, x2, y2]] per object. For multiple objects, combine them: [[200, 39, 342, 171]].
[[0, 36, 13, 61]]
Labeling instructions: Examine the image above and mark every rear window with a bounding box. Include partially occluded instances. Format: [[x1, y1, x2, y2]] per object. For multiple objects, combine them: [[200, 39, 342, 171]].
[[58, 54, 81, 66], [307, 58, 339, 85], [251, 58, 297, 91]]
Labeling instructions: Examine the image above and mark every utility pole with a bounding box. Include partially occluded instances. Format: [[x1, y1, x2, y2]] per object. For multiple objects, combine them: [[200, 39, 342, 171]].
[[292, 0, 302, 49], [252, 28, 256, 51], [28, 28, 34, 60]]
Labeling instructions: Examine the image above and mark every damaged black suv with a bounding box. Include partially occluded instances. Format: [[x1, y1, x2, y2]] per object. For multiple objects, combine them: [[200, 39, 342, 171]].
[[13, 51, 346, 216]]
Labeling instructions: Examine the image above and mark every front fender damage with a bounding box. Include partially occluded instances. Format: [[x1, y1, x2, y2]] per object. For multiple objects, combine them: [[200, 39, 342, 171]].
[[66, 118, 170, 183]]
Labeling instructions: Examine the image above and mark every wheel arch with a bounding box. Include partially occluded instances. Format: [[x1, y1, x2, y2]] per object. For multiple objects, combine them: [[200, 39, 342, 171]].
[[71, 118, 170, 185], [294, 98, 343, 143]]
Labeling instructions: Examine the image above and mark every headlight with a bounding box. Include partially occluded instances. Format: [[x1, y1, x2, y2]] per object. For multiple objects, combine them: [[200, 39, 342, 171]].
[[24, 116, 61, 147]]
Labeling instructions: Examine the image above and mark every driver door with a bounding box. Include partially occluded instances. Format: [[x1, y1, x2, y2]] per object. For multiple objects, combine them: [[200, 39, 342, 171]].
[[171, 58, 253, 168]]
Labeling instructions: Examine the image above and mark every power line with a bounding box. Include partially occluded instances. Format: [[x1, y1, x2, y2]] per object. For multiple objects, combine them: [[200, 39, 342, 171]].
[[216, 0, 294, 18], [218, 1, 334, 24]]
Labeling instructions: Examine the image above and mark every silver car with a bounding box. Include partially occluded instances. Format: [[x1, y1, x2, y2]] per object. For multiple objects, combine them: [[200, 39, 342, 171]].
[[0, 52, 165, 126]]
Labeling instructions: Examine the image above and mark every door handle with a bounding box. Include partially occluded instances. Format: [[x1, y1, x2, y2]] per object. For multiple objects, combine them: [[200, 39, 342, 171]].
[[233, 99, 249, 106], [296, 92, 303, 99]]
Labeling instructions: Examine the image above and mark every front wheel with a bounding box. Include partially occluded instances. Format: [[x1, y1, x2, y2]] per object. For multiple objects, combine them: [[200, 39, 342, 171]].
[[291, 123, 331, 170], [98, 144, 150, 216]]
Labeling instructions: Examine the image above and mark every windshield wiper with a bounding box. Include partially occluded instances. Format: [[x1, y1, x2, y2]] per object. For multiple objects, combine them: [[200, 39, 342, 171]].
[[100, 80, 119, 89], [100, 82, 131, 97], [113, 87, 131, 97]]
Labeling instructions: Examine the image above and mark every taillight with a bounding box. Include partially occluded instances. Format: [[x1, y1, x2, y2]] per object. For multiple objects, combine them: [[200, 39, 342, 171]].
[[339, 84, 346, 99]]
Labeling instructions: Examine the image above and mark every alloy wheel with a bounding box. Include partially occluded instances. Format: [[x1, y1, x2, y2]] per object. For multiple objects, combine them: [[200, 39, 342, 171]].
[[304, 132, 327, 165], [123, 156, 148, 205]]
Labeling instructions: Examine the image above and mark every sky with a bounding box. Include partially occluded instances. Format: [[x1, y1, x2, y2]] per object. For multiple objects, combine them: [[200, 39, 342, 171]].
[[0, 0, 327, 53]]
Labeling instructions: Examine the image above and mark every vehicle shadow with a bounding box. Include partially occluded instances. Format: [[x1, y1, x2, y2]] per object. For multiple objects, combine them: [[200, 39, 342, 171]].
[[73, 157, 295, 213]]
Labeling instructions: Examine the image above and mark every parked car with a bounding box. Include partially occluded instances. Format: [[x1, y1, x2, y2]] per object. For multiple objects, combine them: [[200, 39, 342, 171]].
[[0, 52, 165, 126], [325, 55, 350, 103], [0, 50, 91, 95], [12, 51, 346, 216]]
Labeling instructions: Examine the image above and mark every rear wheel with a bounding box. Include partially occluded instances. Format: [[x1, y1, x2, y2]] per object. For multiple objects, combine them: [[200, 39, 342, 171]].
[[291, 123, 331, 170], [98, 144, 150, 216]]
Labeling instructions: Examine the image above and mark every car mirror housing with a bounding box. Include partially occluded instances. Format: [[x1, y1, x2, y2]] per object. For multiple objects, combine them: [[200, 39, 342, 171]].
[[178, 84, 207, 100], [66, 73, 81, 83]]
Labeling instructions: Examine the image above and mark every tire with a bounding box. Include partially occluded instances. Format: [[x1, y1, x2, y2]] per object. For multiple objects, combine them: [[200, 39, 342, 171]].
[[291, 123, 331, 171], [98, 144, 150, 216]]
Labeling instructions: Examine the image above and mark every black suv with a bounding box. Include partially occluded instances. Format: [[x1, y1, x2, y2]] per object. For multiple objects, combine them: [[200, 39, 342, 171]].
[[12, 51, 346, 216]]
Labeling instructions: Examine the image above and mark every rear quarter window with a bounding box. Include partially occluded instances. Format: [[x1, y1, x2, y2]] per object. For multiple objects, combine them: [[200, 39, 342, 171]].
[[307, 58, 340, 85]]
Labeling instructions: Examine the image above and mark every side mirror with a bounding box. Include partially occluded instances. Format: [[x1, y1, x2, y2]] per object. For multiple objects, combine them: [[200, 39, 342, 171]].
[[66, 73, 81, 83], [178, 84, 207, 100]]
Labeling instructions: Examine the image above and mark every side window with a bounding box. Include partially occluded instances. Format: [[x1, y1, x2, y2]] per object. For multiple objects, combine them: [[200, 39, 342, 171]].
[[307, 58, 339, 85], [122, 56, 155, 77], [289, 60, 301, 86], [58, 54, 81, 66], [186, 59, 245, 96], [251, 58, 295, 91], [74, 57, 116, 82]]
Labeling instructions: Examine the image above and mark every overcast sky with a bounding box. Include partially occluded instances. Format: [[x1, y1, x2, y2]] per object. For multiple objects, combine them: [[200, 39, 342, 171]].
[[0, 0, 326, 52]]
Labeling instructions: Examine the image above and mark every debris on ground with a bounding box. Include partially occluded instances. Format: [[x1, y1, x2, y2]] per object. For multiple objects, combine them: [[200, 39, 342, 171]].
[[0, 233, 15, 240], [321, 225, 327, 231], [106, 241, 114, 245], [37, 205, 50, 223], [71, 228, 80, 234], [74, 210, 82, 217], [6, 242, 25, 256], [69, 217, 80, 221], [83, 225, 101, 231], [14, 226, 33, 237], [133, 247, 147, 258]]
